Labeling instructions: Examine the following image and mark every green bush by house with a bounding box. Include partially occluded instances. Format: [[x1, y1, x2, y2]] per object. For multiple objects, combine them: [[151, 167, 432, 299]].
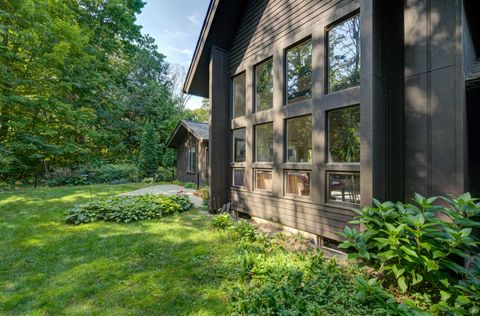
[[340, 193, 480, 314], [65, 194, 194, 225]]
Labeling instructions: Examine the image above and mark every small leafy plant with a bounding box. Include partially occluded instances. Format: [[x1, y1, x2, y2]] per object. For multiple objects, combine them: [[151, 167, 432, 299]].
[[211, 213, 234, 230], [65, 194, 194, 225], [184, 182, 197, 189], [340, 193, 480, 314]]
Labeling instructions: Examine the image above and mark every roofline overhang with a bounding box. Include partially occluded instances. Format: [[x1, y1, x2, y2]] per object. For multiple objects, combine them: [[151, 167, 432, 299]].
[[166, 120, 209, 148], [182, 0, 246, 98], [183, 0, 218, 97]]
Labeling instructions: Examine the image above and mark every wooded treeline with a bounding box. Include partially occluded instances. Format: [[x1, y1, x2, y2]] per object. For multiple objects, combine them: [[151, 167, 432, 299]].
[[0, 0, 207, 183]]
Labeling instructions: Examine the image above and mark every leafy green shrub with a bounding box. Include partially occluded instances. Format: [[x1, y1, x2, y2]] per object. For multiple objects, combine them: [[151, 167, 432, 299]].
[[339, 193, 480, 314], [211, 213, 233, 230], [230, 220, 257, 242], [184, 182, 197, 189], [91, 163, 139, 183], [156, 166, 175, 181], [65, 194, 193, 225], [230, 250, 389, 315]]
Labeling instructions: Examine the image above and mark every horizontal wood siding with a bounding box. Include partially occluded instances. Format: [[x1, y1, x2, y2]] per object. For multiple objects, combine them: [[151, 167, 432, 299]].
[[176, 133, 208, 185], [229, 0, 355, 73], [230, 190, 358, 241]]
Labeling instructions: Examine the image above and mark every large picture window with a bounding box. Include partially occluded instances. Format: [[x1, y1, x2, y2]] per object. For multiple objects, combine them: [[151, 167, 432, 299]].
[[328, 106, 360, 163], [286, 171, 310, 196], [233, 128, 246, 162], [286, 115, 312, 163], [233, 73, 246, 118], [255, 123, 273, 162], [328, 173, 360, 205], [255, 170, 272, 191], [286, 39, 312, 104], [255, 59, 274, 112], [328, 14, 361, 93]]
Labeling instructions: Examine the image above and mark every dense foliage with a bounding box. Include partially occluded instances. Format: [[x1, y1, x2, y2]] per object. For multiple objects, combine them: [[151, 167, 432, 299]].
[[0, 0, 189, 181], [65, 194, 194, 224], [211, 214, 406, 315], [340, 193, 480, 315]]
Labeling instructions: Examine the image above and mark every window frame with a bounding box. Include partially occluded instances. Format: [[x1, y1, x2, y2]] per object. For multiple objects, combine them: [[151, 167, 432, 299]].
[[326, 171, 361, 206], [284, 37, 313, 105], [325, 11, 361, 95], [254, 57, 274, 113], [232, 72, 247, 118], [254, 169, 273, 192], [232, 168, 246, 188], [284, 169, 311, 198], [285, 114, 313, 164], [187, 145, 197, 174], [326, 104, 361, 164], [232, 128, 246, 163], [254, 122, 274, 163]]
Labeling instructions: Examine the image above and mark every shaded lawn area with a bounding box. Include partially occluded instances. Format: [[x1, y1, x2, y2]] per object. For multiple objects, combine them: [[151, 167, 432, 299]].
[[0, 184, 239, 315]]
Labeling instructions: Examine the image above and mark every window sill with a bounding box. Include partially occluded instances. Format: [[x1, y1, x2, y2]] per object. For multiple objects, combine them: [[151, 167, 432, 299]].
[[282, 163, 312, 170]]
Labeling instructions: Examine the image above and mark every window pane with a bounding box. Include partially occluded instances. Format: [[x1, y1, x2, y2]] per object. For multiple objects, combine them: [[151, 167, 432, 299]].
[[328, 106, 360, 162], [188, 147, 197, 172], [328, 173, 360, 205], [286, 171, 310, 196], [233, 73, 246, 118], [255, 59, 274, 112], [255, 123, 273, 162], [255, 170, 272, 191], [233, 168, 246, 187], [287, 116, 312, 163], [233, 128, 246, 162], [286, 39, 312, 104], [328, 15, 361, 93]]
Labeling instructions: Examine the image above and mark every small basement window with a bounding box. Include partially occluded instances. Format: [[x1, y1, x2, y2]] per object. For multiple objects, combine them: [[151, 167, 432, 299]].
[[286, 115, 312, 163], [255, 122, 274, 162], [328, 105, 360, 163], [255, 58, 274, 112], [286, 170, 311, 196], [232, 128, 246, 162], [232, 73, 246, 118], [286, 39, 312, 104], [255, 169, 273, 192], [327, 14, 361, 93], [327, 172, 360, 205]]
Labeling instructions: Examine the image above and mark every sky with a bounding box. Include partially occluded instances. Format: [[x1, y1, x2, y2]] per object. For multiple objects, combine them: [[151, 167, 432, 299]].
[[136, 0, 210, 109]]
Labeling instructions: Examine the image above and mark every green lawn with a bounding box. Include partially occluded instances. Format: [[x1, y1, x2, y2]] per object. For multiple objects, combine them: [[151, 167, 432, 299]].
[[0, 184, 239, 315]]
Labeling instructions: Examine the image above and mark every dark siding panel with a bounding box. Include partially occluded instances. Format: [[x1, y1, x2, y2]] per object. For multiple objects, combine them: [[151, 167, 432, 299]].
[[229, 0, 355, 72], [230, 190, 357, 241]]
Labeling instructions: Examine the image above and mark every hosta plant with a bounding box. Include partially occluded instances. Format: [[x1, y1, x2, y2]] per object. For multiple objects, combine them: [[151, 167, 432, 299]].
[[65, 194, 194, 225], [340, 193, 480, 314]]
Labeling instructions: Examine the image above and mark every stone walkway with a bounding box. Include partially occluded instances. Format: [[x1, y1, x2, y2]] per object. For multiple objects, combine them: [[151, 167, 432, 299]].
[[122, 184, 203, 207]]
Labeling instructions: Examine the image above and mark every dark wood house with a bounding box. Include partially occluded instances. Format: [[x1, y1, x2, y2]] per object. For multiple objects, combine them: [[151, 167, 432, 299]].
[[183, 0, 480, 244], [167, 120, 209, 186]]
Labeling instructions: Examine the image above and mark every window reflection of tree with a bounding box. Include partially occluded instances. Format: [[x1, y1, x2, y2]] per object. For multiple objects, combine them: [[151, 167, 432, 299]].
[[287, 40, 312, 103], [287, 116, 312, 163], [328, 106, 360, 162], [256, 59, 274, 112], [256, 123, 273, 162], [328, 15, 360, 93]]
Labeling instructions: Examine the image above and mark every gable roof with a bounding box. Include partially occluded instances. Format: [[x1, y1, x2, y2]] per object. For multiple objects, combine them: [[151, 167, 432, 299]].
[[183, 0, 246, 97], [166, 120, 209, 148]]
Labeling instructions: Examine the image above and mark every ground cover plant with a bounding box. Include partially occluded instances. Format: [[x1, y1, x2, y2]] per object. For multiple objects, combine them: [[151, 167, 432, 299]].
[[210, 214, 414, 315], [340, 193, 480, 315], [65, 194, 193, 224]]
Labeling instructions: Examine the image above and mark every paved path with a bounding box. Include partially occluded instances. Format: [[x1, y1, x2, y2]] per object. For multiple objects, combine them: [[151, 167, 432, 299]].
[[122, 184, 203, 207]]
